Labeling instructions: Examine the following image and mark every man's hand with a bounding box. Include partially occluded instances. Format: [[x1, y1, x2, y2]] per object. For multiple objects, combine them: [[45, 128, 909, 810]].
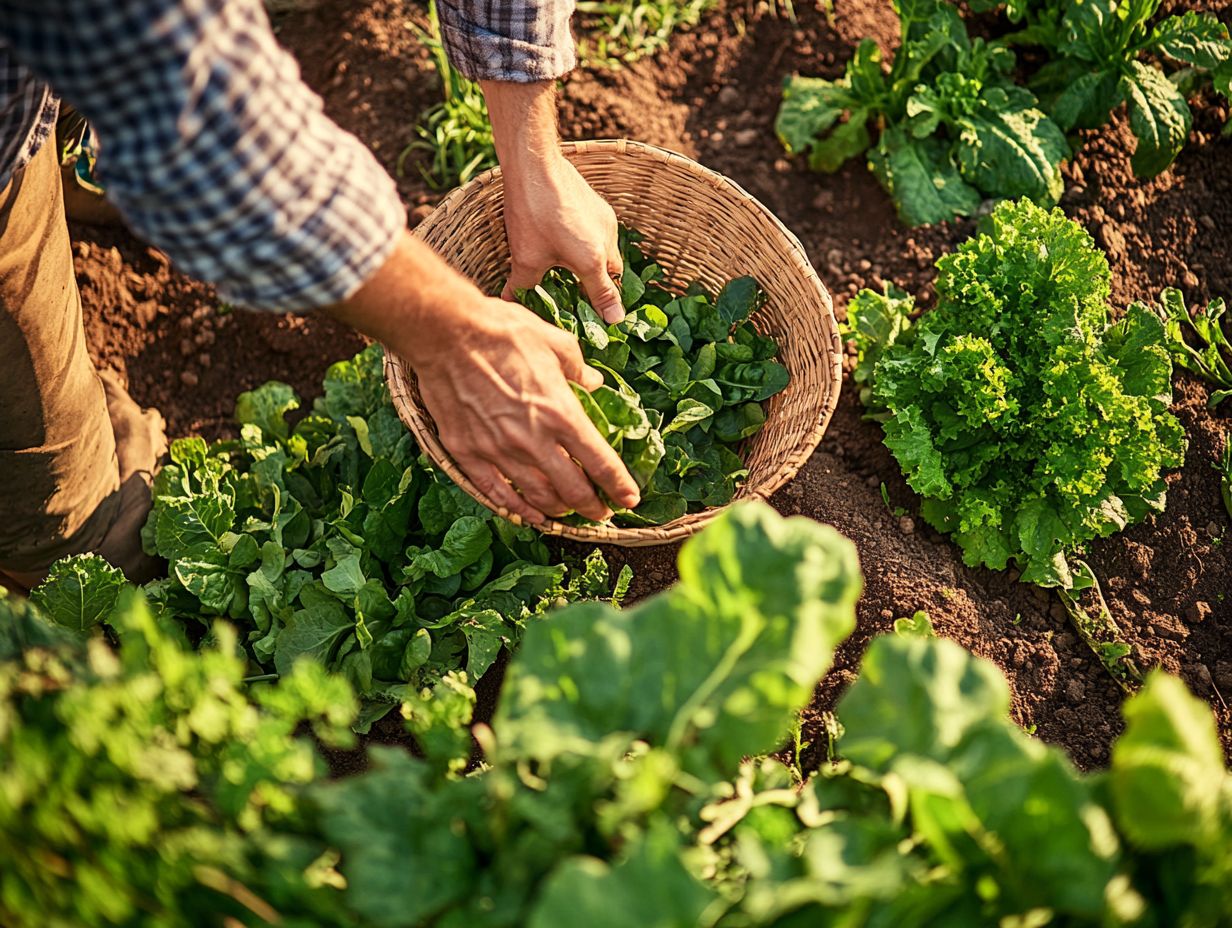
[[325, 232, 641, 525], [483, 80, 626, 323]]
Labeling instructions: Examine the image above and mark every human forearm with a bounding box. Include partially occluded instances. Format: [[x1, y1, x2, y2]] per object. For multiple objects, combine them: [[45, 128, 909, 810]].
[[327, 230, 640, 524], [0, 0, 404, 311]]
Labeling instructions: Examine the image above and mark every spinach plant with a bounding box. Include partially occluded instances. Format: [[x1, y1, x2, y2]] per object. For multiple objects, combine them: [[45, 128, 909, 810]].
[[980, 0, 1232, 175], [518, 228, 789, 526], [137, 344, 629, 730], [776, 0, 1068, 226]]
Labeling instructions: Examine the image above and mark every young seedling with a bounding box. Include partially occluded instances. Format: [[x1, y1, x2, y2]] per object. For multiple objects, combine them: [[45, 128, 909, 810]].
[[1151, 288, 1232, 407]]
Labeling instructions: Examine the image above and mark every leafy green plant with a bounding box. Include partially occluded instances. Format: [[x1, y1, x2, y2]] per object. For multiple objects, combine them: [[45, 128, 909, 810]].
[[314, 503, 1232, 928], [1151, 287, 1232, 407], [845, 199, 1184, 588], [8, 505, 1232, 927], [0, 586, 357, 927], [979, 0, 1232, 174], [139, 344, 629, 729], [576, 0, 716, 69], [517, 228, 790, 526], [312, 502, 864, 928], [776, 0, 1068, 226], [1217, 435, 1232, 521], [399, 1, 497, 191]]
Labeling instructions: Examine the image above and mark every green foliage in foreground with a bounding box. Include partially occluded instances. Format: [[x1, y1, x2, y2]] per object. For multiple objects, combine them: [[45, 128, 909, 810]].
[[5, 504, 1232, 927], [131, 344, 628, 730], [844, 199, 1185, 589], [519, 229, 789, 526], [0, 586, 357, 928], [777, 0, 1068, 226], [976, 0, 1232, 175]]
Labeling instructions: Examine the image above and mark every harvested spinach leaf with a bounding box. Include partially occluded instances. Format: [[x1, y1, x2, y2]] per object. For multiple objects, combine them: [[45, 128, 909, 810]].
[[518, 228, 789, 527]]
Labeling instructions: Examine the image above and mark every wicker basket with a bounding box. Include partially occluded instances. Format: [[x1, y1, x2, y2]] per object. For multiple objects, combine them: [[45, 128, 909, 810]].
[[386, 139, 841, 546]]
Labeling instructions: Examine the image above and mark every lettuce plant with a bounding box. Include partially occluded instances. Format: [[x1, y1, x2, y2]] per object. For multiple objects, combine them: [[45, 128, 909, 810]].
[[846, 199, 1185, 588], [776, 0, 1067, 226]]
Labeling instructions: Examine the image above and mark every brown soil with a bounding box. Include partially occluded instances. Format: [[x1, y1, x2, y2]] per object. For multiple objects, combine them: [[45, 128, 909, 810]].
[[74, 0, 1232, 772]]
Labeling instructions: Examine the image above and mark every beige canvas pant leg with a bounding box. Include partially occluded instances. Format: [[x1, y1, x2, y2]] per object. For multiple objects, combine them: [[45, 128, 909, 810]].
[[0, 140, 121, 574]]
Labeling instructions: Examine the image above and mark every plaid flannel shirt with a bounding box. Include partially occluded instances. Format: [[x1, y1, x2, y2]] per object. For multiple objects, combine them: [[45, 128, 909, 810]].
[[0, 0, 576, 311]]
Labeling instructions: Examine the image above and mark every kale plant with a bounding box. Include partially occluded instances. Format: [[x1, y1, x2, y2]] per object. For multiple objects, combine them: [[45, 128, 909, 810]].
[[139, 344, 629, 730], [979, 0, 1232, 175], [776, 0, 1068, 226], [845, 199, 1185, 588], [518, 228, 789, 526]]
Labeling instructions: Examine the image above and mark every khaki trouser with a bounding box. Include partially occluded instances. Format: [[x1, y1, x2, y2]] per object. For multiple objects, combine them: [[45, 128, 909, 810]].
[[0, 141, 121, 574]]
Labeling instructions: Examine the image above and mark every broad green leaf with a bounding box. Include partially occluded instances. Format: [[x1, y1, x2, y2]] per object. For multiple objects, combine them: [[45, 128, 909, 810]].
[[30, 555, 127, 633], [1149, 12, 1232, 71], [1122, 61, 1192, 177], [274, 602, 354, 675], [954, 101, 1067, 205], [868, 128, 981, 227], [776, 75, 855, 154], [529, 823, 717, 928], [1111, 672, 1228, 848], [497, 503, 861, 777], [235, 381, 299, 440]]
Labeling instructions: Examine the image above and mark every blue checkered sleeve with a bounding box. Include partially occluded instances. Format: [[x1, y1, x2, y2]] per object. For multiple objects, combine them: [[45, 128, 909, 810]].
[[438, 0, 577, 82], [0, 0, 406, 311]]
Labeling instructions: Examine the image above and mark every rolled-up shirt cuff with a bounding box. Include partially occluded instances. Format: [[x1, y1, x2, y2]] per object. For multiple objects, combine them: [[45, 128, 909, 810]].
[[437, 4, 576, 83]]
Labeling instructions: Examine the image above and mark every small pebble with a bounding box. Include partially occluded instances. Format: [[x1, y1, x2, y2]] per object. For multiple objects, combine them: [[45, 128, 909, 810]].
[[1207, 521, 1221, 538], [180, 370, 199, 388], [879, 608, 893, 620], [1199, 214, 1216, 232], [1186, 601, 1211, 624], [773, 158, 792, 174], [733, 128, 759, 147], [1183, 269, 1200, 290], [857, 258, 872, 272], [865, 474, 880, 488], [198, 353, 212, 369], [717, 85, 739, 107], [648, 569, 664, 583], [898, 515, 914, 535], [179, 338, 194, 357], [1065, 679, 1086, 703]]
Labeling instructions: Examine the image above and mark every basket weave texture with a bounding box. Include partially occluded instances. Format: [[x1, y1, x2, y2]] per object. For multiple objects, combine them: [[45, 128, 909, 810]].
[[386, 139, 841, 546]]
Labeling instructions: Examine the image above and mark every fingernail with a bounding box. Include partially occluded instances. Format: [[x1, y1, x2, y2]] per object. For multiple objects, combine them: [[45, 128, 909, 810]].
[[621, 492, 640, 508]]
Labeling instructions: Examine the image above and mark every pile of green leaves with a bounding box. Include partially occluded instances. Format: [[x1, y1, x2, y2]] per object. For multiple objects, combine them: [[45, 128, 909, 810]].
[[0, 586, 357, 927], [137, 343, 628, 729], [844, 198, 1185, 588], [979, 0, 1232, 175], [518, 229, 789, 526], [776, 0, 1068, 226]]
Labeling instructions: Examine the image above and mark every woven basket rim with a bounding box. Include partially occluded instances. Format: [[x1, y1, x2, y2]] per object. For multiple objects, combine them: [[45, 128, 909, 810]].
[[385, 139, 841, 547]]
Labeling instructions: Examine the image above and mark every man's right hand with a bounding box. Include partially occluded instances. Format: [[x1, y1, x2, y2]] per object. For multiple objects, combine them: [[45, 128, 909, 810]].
[[325, 230, 640, 525]]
